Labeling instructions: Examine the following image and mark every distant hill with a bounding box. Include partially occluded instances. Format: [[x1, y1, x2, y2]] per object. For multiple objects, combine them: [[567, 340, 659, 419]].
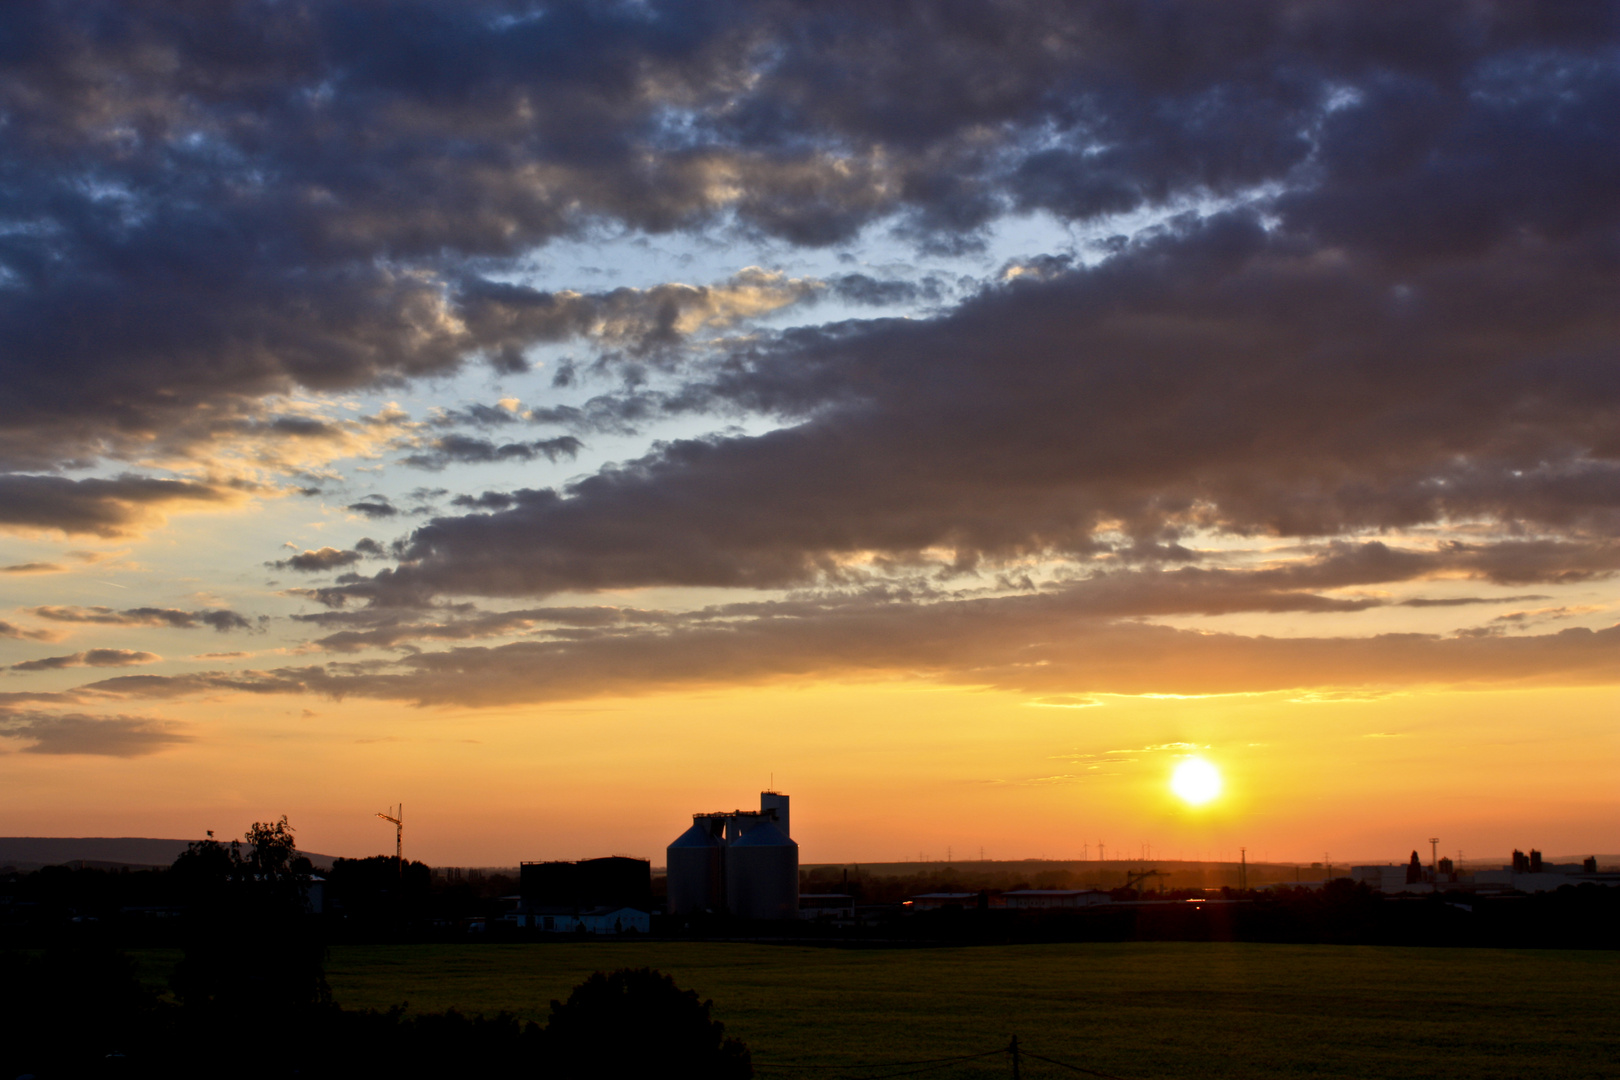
[[0, 837, 341, 872]]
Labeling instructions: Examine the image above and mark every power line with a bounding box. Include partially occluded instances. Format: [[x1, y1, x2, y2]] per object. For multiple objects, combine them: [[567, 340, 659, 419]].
[[1021, 1049, 1130, 1080]]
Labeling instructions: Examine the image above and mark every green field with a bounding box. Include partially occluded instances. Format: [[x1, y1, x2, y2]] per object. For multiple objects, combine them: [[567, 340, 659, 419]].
[[209, 942, 1620, 1079]]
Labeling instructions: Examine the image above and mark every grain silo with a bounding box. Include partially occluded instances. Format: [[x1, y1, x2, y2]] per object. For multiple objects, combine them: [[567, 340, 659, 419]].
[[726, 817, 799, 919], [665, 792, 799, 919], [666, 814, 725, 915]]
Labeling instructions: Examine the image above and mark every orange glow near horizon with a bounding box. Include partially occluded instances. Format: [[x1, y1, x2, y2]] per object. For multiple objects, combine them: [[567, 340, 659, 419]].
[[0, 679, 1615, 868]]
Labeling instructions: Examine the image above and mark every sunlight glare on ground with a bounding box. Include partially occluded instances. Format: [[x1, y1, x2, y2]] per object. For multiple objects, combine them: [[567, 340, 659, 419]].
[[1170, 757, 1223, 806]]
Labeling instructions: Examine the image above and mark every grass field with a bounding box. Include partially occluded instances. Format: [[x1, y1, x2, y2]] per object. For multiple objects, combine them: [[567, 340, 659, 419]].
[[210, 941, 1620, 1080]]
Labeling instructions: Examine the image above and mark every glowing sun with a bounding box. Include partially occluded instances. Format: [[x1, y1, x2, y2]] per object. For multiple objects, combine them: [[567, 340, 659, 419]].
[[1171, 758, 1222, 806]]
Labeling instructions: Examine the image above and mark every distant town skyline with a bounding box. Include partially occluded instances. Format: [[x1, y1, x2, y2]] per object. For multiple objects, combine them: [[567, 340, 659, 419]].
[[0, 3, 1615, 866]]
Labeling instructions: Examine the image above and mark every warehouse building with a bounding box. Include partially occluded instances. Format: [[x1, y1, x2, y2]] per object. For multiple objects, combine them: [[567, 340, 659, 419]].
[[509, 854, 652, 933]]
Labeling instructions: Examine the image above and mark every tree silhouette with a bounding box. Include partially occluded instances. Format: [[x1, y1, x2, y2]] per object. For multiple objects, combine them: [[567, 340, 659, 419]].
[[171, 817, 329, 1039], [544, 967, 752, 1079]]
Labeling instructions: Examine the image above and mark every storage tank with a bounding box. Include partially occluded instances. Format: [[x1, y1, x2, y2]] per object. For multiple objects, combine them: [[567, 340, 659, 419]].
[[666, 815, 724, 915], [760, 791, 790, 838], [725, 818, 799, 920]]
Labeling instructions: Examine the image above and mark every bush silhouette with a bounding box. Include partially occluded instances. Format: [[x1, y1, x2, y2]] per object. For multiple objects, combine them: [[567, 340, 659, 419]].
[[544, 967, 752, 1079]]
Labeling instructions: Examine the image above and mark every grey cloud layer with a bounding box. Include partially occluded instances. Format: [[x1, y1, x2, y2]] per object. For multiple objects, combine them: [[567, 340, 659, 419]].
[[79, 593, 1620, 709], [337, 211, 1620, 603], [3, 1, 1618, 707], [3, 1, 1610, 468]]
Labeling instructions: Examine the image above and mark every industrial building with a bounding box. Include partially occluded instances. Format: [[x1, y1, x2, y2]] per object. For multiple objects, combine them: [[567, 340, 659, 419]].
[[1351, 848, 1616, 895], [509, 855, 652, 933], [798, 893, 856, 920], [667, 791, 798, 919]]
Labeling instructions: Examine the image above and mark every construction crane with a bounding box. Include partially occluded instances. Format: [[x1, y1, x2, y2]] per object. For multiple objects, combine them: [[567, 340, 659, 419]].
[[376, 804, 402, 876]]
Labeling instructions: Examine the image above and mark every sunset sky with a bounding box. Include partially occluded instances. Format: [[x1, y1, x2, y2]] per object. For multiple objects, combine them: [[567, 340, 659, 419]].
[[1, 1, 1616, 867]]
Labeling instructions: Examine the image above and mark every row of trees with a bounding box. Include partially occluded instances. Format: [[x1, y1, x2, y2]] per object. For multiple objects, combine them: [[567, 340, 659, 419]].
[[1, 824, 517, 938], [3, 819, 753, 1078]]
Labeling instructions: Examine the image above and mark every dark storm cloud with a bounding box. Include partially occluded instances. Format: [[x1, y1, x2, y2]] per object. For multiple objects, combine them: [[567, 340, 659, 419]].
[[9, 649, 159, 672], [0, 475, 233, 537], [29, 606, 253, 632], [0, 712, 192, 757], [3, 1, 1612, 469]]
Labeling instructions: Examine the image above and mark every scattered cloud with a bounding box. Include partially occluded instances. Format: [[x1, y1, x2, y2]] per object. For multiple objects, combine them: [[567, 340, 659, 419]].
[[0, 620, 63, 643], [0, 475, 237, 538], [346, 497, 399, 519], [28, 606, 253, 632], [0, 712, 192, 757], [270, 547, 364, 573], [10, 650, 161, 672], [398, 435, 583, 471]]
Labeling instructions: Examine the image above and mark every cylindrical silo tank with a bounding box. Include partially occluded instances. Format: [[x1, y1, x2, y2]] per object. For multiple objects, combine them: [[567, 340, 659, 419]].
[[666, 816, 724, 915], [725, 819, 799, 920]]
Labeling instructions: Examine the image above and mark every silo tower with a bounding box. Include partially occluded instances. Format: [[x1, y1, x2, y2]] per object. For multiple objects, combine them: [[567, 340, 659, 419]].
[[666, 814, 725, 915], [727, 814, 798, 920], [665, 791, 800, 920], [760, 791, 790, 837]]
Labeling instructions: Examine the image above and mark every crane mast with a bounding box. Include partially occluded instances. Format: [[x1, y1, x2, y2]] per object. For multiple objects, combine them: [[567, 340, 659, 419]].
[[376, 804, 402, 877]]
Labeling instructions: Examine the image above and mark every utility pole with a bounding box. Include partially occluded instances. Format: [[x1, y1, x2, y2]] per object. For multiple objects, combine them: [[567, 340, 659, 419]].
[[1240, 847, 1247, 890], [1010, 1036, 1021, 1080], [376, 804, 403, 878], [1429, 837, 1440, 884]]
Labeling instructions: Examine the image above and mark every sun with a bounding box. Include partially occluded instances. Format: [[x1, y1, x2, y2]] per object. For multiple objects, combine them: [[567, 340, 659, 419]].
[[1170, 757, 1222, 806]]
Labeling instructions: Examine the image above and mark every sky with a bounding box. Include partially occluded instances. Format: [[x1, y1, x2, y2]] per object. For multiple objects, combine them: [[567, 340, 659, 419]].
[[1, 1, 1617, 867]]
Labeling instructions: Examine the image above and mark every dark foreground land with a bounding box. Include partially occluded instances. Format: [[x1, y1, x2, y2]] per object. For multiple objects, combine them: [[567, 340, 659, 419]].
[[126, 941, 1620, 1079]]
